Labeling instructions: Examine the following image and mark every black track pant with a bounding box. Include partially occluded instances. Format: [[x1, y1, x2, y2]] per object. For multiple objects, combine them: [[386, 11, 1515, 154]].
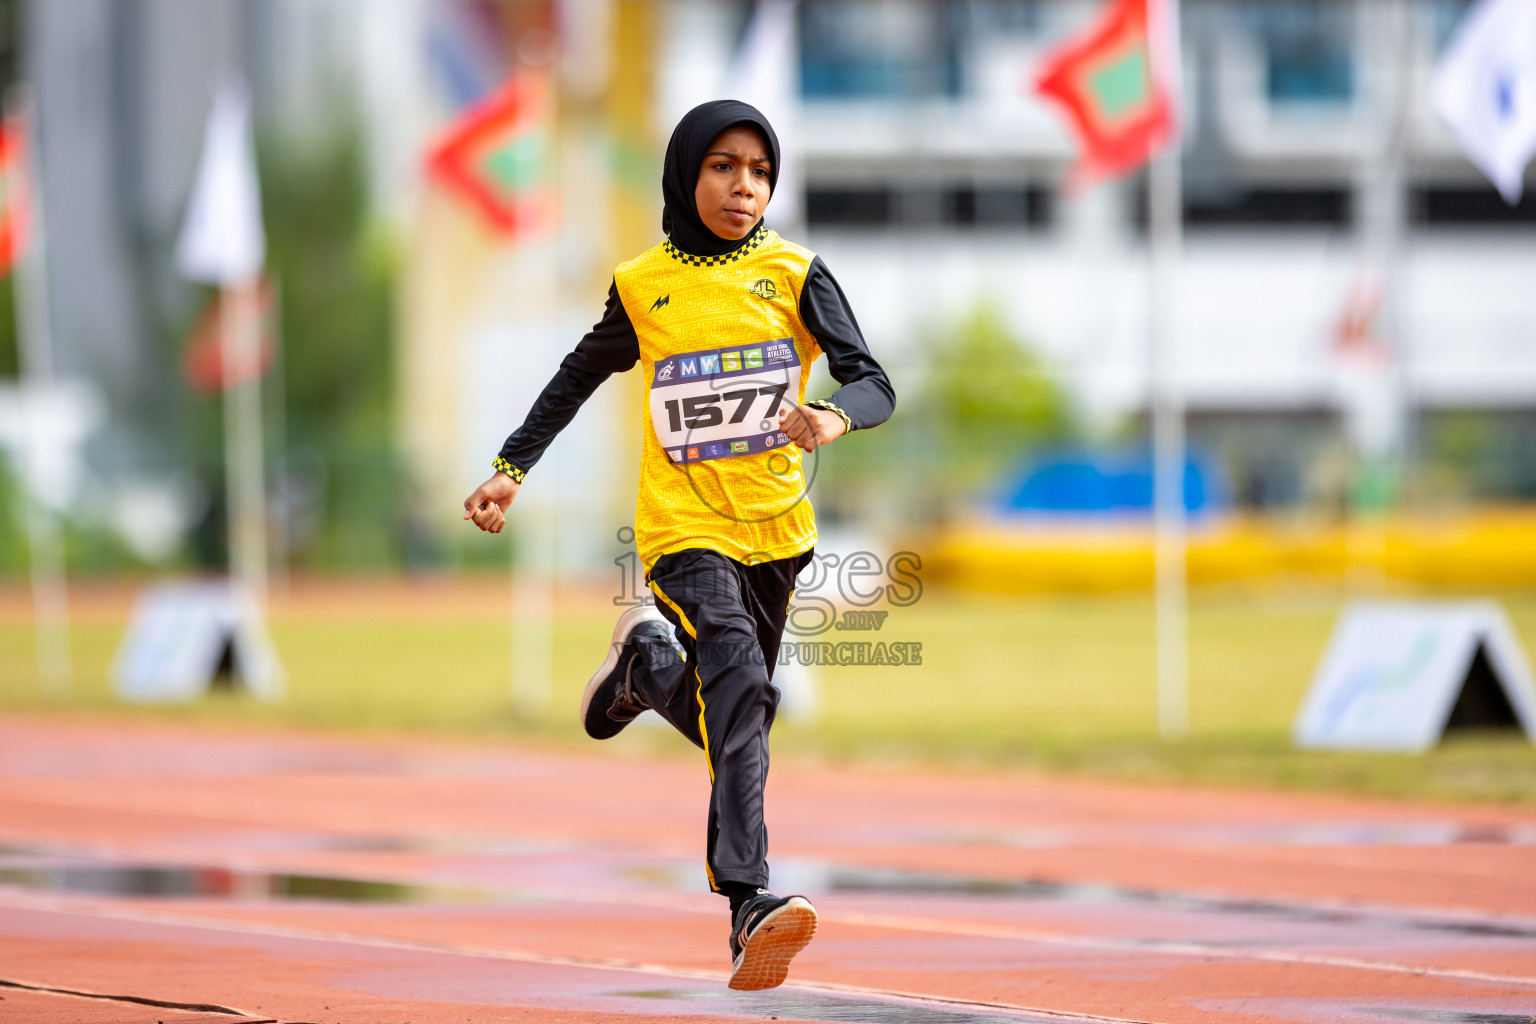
[[630, 546, 812, 893]]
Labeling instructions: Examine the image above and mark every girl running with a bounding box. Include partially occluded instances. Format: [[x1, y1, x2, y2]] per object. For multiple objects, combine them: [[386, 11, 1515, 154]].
[[463, 99, 894, 991]]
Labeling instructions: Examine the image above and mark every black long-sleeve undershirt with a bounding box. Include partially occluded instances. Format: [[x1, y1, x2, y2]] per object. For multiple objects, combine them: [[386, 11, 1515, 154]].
[[797, 256, 897, 433], [496, 256, 895, 477]]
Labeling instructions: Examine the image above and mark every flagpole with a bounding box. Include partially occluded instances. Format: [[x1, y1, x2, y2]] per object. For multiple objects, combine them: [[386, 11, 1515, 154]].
[[1034, 0, 1187, 736], [221, 272, 267, 608], [1149, 124, 1186, 741], [268, 279, 288, 594], [1363, 0, 1410, 509], [507, 71, 556, 722], [9, 87, 72, 694], [174, 75, 281, 697]]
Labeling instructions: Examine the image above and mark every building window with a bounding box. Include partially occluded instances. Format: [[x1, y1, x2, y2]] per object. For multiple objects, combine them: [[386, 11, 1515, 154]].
[[807, 187, 894, 226], [1132, 184, 1352, 230], [1426, 0, 1474, 50], [951, 0, 1043, 38], [947, 185, 1050, 227], [1242, 0, 1354, 105], [799, 0, 962, 99], [1187, 187, 1352, 227], [1414, 187, 1536, 225], [806, 184, 1051, 228]]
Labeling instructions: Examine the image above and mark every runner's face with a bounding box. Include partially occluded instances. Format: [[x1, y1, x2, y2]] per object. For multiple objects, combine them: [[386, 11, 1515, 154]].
[[694, 126, 772, 240]]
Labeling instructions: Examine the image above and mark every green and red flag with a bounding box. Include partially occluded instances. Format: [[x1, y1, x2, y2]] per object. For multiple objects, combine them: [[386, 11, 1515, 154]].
[[0, 114, 31, 275], [1034, 0, 1179, 188], [426, 74, 550, 236]]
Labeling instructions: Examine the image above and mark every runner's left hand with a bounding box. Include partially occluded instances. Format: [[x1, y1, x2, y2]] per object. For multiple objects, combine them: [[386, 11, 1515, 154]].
[[462, 473, 519, 534], [779, 404, 846, 453]]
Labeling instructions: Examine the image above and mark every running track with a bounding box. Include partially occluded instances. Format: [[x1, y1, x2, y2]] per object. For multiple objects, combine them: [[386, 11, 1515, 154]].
[[0, 717, 1532, 1024]]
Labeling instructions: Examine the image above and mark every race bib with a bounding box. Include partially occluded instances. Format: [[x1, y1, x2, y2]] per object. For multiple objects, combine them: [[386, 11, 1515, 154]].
[[650, 339, 802, 465]]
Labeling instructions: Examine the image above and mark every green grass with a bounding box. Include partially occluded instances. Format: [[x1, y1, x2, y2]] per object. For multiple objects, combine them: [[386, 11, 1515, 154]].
[[778, 588, 1536, 804], [3, 584, 1534, 805]]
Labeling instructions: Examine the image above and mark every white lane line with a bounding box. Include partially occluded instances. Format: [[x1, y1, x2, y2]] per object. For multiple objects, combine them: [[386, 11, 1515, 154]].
[[277, 878, 1536, 990], [829, 909, 1536, 989], [0, 892, 1145, 1024], [5, 865, 1535, 994]]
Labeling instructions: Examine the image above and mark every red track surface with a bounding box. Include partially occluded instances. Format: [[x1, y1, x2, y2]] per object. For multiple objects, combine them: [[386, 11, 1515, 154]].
[[1, 716, 1533, 1024]]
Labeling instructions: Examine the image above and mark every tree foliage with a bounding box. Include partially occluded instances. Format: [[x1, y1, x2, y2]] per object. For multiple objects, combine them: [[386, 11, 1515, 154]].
[[255, 113, 397, 568], [921, 302, 1074, 456]]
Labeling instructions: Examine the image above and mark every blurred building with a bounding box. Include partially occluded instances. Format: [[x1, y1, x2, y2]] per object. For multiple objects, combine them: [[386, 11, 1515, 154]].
[[11, 0, 1536, 574], [726, 0, 1534, 511]]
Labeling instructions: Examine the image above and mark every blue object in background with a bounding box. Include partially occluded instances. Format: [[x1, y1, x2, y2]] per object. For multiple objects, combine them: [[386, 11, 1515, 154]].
[[1000, 448, 1225, 518]]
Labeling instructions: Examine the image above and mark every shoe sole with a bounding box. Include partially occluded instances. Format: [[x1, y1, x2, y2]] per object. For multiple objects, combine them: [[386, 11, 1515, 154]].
[[579, 604, 667, 734], [728, 897, 817, 991]]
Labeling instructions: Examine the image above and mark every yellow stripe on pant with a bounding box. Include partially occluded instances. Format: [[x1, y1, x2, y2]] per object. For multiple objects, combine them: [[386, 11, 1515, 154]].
[[648, 579, 698, 638], [650, 578, 720, 891]]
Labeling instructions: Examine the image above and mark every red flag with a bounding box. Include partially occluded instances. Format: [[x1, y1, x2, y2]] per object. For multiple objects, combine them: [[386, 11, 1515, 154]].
[[0, 116, 31, 275], [1332, 277, 1389, 369], [1034, 0, 1178, 188], [181, 278, 277, 394], [426, 74, 551, 235]]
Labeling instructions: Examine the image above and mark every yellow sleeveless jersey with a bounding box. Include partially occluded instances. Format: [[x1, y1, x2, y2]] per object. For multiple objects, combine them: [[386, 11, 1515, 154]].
[[613, 227, 822, 568]]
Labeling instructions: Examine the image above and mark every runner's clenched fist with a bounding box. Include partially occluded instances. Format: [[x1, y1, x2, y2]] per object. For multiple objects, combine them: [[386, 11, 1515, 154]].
[[777, 403, 846, 453]]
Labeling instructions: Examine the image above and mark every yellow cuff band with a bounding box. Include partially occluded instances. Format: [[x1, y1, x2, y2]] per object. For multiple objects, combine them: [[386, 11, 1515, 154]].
[[492, 457, 526, 483], [807, 400, 853, 434]]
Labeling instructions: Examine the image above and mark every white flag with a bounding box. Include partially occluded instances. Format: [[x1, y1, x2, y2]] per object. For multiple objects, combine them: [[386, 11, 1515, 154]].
[[177, 79, 266, 284], [1431, 0, 1536, 205], [734, 0, 801, 230]]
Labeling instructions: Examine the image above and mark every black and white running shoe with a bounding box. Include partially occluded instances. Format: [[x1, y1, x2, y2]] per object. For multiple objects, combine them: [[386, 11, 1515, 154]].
[[727, 889, 818, 991], [580, 605, 675, 740]]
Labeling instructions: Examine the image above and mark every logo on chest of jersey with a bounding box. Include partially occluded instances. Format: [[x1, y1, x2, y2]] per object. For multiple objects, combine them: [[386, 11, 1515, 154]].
[[650, 294, 670, 313], [750, 278, 777, 300]]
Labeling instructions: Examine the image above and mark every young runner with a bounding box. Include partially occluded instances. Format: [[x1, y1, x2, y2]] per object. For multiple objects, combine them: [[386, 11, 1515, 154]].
[[462, 99, 894, 991]]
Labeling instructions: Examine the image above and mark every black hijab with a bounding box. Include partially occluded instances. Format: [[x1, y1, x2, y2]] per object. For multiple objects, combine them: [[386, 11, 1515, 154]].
[[661, 99, 781, 258]]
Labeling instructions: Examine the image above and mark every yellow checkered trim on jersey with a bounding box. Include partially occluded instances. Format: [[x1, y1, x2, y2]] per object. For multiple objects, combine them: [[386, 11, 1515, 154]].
[[661, 223, 769, 267], [492, 457, 526, 483], [616, 230, 824, 567]]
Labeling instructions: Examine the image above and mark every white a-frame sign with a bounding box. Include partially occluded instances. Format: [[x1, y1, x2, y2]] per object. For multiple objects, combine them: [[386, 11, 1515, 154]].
[[1294, 601, 1536, 752], [113, 581, 283, 702]]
